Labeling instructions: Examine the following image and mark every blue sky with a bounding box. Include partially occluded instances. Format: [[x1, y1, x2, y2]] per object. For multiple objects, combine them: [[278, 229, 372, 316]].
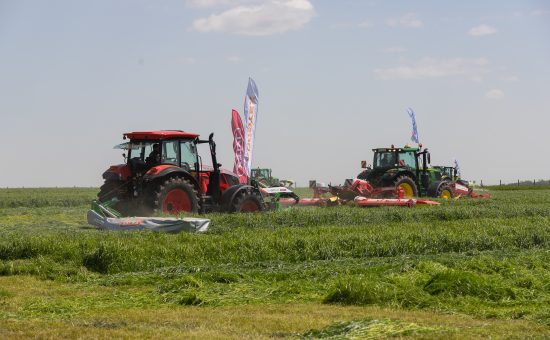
[[1, 0, 549, 187]]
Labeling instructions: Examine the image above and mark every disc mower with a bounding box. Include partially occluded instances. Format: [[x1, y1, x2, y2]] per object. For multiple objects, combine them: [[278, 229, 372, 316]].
[[278, 179, 439, 208], [98, 130, 266, 216]]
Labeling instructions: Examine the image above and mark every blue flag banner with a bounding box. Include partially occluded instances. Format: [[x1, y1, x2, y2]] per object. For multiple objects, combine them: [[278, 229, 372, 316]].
[[243, 77, 259, 178], [453, 158, 461, 178], [407, 107, 419, 144]]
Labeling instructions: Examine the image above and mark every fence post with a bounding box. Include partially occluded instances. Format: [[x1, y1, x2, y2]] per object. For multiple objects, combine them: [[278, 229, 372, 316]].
[[499, 180, 502, 186], [534, 179, 536, 185], [518, 179, 520, 186], [481, 180, 483, 187]]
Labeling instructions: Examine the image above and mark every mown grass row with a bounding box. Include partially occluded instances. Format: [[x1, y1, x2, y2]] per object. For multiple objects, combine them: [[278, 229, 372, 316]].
[[0, 215, 548, 275]]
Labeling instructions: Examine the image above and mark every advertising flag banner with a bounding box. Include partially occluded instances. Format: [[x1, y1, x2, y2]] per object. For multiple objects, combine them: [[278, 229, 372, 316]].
[[243, 77, 259, 177], [231, 110, 248, 184], [407, 107, 420, 144]]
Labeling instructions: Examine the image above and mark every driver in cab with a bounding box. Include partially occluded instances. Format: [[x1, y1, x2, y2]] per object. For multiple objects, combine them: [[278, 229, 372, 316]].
[[146, 143, 161, 166]]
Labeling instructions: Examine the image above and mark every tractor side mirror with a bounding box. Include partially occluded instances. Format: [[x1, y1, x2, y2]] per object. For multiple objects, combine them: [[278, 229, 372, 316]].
[[427, 153, 431, 164], [122, 153, 126, 162], [361, 160, 367, 168]]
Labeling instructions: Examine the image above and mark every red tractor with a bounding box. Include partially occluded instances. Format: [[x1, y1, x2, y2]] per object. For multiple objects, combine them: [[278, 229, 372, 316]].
[[98, 130, 265, 215]]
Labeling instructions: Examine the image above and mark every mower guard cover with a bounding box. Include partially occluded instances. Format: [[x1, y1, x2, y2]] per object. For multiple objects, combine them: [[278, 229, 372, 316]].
[[87, 200, 210, 233]]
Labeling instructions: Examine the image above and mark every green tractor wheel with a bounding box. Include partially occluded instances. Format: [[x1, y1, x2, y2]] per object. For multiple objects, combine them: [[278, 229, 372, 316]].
[[438, 185, 454, 199], [230, 190, 265, 213], [427, 181, 455, 199], [394, 175, 418, 198]]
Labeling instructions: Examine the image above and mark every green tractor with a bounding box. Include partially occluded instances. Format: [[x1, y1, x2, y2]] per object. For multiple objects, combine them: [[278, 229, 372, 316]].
[[250, 168, 294, 188], [357, 145, 454, 199]]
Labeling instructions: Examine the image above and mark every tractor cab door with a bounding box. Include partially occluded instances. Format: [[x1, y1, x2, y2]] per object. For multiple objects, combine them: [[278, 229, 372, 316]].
[[180, 140, 198, 173], [416, 151, 431, 192]]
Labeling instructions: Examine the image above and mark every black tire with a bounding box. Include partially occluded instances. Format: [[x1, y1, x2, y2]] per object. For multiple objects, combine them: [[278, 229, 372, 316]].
[[98, 180, 123, 202], [153, 177, 199, 215], [97, 180, 133, 215], [427, 181, 454, 199], [394, 175, 418, 198], [436, 183, 454, 199], [230, 190, 264, 213]]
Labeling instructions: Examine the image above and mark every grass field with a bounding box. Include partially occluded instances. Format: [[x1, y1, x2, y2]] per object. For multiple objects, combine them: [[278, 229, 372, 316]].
[[1, 187, 550, 338]]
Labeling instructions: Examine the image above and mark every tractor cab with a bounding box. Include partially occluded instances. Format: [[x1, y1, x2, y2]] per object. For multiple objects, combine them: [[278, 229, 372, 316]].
[[251, 168, 272, 179], [432, 166, 456, 181], [115, 137, 198, 176], [372, 146, 419, 170]]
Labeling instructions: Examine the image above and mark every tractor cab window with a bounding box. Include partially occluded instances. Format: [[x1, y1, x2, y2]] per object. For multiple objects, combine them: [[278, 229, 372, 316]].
[[180, 140, 197, 171], [374, 152, 396, 168], [125, 141, 157, 172], [127, 142, 154, 161], [398, 152, 416, 169], [162, 140, 179, 165], [253, 169, 270, 178]]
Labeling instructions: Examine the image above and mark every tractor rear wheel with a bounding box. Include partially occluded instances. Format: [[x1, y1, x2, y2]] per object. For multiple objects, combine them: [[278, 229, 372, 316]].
[[394, 175, 418, 198], [230, 190, 264, 213], [153, 177, 199, 215]]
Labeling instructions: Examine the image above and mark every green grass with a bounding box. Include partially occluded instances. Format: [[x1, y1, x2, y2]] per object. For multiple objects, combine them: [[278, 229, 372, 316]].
[[0, 187, 549, 337]]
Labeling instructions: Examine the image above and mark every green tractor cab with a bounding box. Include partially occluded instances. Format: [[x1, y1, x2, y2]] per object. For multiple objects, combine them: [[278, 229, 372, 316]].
[[358, 145, 455, 199], [251, 168, 294, 188], [432, 165, 457, 182]]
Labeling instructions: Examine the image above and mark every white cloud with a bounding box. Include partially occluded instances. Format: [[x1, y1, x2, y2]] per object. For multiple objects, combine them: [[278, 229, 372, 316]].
[[187, 0, 254, 8], [191, 0, 315, 36], [226, 55, 243, 62], [181, 57, 196, 64], [386, 13, 423, 28], [501, 75, 519, 82], [374, 57, 489, 80], [358, 20, 374, 28], [382, 46, 407, 53], [485, 89, 504, 99], [468, 24, 497, 36], [530, 9, 550, 16]]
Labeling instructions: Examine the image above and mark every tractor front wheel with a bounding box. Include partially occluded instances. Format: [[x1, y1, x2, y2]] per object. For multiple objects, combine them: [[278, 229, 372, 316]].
[[437, 184, 454, 199], [154, 177, 199, 215], [394, 175, 418, 198], [230, 190, 264, 213], [427, 181, 454, 199], [98, 180, 123, 202]]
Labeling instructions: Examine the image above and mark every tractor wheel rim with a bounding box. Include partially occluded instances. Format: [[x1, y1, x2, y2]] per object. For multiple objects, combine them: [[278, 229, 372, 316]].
[[240, 200, 260, 212], [399, 183, 414, 198], [441, 189, 451, 199], [163, 189, 191, 214]]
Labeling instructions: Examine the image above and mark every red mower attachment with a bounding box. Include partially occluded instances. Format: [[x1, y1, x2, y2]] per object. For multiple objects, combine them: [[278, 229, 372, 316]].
[[278, 179, 439, 208], [451, 182, 490, 199]]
